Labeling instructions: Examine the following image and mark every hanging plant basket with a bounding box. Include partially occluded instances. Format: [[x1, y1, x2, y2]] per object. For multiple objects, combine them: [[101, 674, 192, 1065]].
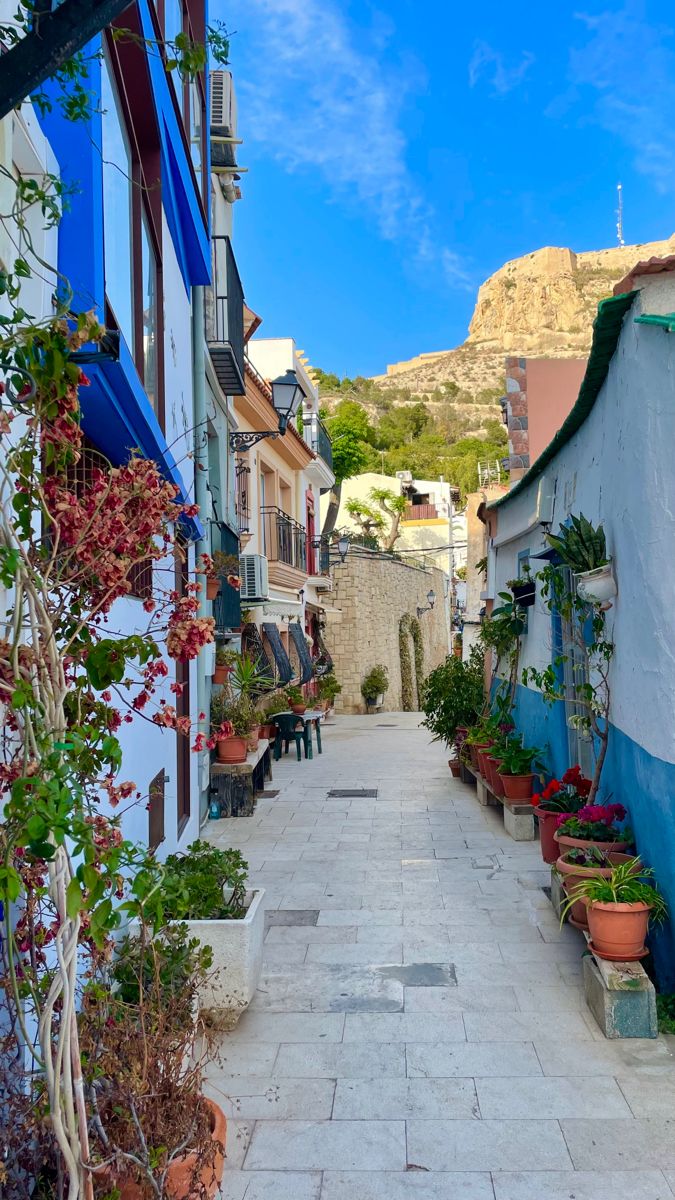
[[511, 580, 536, 608], [575, 562, 617, 607]]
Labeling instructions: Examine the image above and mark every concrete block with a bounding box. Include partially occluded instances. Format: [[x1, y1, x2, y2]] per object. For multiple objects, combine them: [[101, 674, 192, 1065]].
[[583, 954, 657, 1039], [550, 867, 567, 923], [503, 805, 535, 841]]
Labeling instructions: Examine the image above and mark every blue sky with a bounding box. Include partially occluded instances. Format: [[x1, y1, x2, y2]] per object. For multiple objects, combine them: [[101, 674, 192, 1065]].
[[218, 0, 675, 378]]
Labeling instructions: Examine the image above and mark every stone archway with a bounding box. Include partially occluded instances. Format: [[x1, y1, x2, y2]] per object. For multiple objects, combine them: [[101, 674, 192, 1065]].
[[399, 613, 424, 711]]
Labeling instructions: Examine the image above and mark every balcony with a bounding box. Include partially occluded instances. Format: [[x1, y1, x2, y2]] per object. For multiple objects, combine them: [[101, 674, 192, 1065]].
[[206, 236, 245, 396], [403, 502, 439, 521], [302, 411, 335, 488], [261, 506, 307, 577]]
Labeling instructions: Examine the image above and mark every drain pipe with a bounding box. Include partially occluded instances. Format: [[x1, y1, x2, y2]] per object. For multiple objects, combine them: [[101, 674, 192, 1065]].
[[192, 285, 210, 824]]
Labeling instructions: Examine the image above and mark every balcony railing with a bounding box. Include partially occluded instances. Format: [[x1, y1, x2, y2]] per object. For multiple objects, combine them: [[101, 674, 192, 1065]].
[[206, 236, 245, 396], [404, 502, 438, 521], [261, 506, 307, 572], [302, 412, 333, 468]]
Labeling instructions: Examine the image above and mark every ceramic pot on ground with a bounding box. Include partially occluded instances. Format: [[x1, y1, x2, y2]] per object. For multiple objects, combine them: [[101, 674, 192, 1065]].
[[206, 578, 220, 600], [555, 851, 641, 928], [587, 900, 651, 960], [554, 830, 631, 856], [246, 726, 260, 752], [498, 772, 534, 801], [216, 735, 248, 764], [449, 759, 461, 777], [534, 807, 563, 864], [92, 1098, 226, 1200]]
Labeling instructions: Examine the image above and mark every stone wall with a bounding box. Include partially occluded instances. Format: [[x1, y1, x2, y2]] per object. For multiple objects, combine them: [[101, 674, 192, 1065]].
[[324, 552, 449, 713]]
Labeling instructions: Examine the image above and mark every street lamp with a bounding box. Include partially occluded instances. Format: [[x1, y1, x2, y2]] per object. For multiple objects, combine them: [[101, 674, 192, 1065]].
[[230, 368, 304, 451], [417, 588, 436, 618], [337, 534, 350, 563], [271, 369, 304, 433]]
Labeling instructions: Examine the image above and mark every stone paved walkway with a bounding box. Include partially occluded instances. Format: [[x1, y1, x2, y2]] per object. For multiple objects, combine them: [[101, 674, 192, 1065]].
[[206, 714, 675, 1200]]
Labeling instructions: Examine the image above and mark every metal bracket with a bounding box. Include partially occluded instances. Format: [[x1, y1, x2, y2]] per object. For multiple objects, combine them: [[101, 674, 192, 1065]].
[[229, 430, 279, 452]]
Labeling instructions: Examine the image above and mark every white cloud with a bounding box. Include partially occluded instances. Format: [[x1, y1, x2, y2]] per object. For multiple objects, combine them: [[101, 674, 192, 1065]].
[[569, 3, 675, 194], [468, 41, 535, 95], [227, 0, 472, 288]]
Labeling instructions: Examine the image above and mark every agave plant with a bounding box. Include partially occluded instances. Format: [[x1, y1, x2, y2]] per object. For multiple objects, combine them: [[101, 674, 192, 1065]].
[[546, 513, 609, 574]]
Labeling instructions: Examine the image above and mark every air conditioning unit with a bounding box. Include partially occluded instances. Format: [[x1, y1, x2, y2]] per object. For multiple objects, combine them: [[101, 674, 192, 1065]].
[[210, 70, 239, 170], [239, 554, 269, 602], [396, 470, 413, 484]]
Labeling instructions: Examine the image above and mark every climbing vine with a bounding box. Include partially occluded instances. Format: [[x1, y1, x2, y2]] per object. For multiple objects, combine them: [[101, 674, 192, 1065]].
[[399, 613, 424, 711]]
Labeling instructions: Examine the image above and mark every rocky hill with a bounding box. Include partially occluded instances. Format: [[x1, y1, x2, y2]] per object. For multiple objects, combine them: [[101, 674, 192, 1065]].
[[372, 234, 675, 399]]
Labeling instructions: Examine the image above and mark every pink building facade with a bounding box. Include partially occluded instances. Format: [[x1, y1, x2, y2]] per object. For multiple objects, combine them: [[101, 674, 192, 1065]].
[[502, 356, 587, 479]]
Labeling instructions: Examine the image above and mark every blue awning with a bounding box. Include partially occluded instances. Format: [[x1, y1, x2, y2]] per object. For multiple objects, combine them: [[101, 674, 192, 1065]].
[[81, 337, 202, 542]]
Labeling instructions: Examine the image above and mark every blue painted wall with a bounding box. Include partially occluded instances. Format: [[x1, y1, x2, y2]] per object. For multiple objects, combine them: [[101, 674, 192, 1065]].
[[512, 679, 675, 989]]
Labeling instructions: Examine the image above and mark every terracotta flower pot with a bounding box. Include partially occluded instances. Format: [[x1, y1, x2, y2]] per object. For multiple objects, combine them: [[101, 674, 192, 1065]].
[[213, 664, 231, 685], [555, 852, 641, 928], [449, 759, 461, 777], [92, 1098, 226, 1200], [498, 772, 534, 801], [554, 830, 631, 856], [485, 755, 502, 793], [534, 807, 563, 864], [259, 723, 276, 741], [587, 900, 651, 961], [206, 578, 220, 600], [291, 703, 307, 715], [247, 726, 260, 752], [490, 763, 505, 798], [216, 735, 248, 764], [469, 741, 491, 770], [476, 749, 492, 779]]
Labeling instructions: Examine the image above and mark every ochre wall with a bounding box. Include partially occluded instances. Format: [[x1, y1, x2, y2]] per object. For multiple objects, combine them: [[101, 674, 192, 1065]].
[[324, 553, 449, 713]]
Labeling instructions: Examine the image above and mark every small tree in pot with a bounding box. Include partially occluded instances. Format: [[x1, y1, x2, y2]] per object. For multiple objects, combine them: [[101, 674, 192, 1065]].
[[361, 664, 389, 710], [496, 738, 544, 801], [421, 647, 484, 758]]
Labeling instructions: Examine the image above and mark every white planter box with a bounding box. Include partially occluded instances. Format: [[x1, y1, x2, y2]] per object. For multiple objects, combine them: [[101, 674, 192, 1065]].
[[575, 562, 617, 607], [184, 888, 265, 1027]]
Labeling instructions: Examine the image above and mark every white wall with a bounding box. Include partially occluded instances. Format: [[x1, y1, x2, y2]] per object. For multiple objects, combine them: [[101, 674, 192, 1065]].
[[491, 273, 675, 766]]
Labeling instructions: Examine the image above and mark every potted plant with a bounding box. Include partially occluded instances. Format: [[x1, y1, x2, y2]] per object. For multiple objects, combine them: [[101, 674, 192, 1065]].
[[555, 803, 631, 855], [497, 738, 543, 801], [213, 644, 237, 685], [160, 841, 265, 1023], [230, 651, 272, 699], [546, 513, 616, 608], [506, 563, 536, 608], [453, 632, 463, 658], [210, 692, 252, 763], [81, 923, 227, 1198], [317, 672, 342, 712], [361, 663, 389, 710], [286, 684, 307, 715], [531, 764, 592, 863], [561, 859, 667, 960], [212, 550, 242, 591], [555, 847, 642, 929], [260, 692, 288, 739], [421, 647, 484, 755]]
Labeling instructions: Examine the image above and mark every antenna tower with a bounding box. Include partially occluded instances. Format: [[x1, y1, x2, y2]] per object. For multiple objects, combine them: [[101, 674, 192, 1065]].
[[616, 182, 624, 247]]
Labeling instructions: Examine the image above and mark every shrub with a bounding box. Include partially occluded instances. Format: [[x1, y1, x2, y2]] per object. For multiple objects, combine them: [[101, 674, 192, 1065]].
[[361, 664, 389, 703], [161, 840, 249, 920], [421, 646, 484, 745]]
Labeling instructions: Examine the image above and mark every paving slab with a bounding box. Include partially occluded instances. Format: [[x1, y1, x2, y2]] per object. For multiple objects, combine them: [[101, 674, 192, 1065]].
[[321, 1172, 495, 1199], [406, 1119, 572, 1171], [244, 1119, 407, 1171], [333, 1076, 479, 1119], [492, 1171, 675, 1200], [273, 1041, 406, 1079], [221, 1172, 322, 1200]]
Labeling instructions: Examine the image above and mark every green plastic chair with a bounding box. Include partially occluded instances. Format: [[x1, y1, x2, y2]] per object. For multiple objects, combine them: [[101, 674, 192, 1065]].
[[272, 713, 308, 762]]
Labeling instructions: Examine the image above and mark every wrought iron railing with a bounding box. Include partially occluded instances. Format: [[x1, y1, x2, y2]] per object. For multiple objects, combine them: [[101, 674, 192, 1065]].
[[210, 519, 241, 631], [206, 236, 245, 395], [235, 459, 251, 533], [261, 506, 307, 572], [303, 412, 333, 468]]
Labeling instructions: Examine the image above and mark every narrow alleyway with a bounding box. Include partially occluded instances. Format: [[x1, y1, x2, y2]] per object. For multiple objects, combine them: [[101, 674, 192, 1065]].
[[206, 715, 675, 1200]]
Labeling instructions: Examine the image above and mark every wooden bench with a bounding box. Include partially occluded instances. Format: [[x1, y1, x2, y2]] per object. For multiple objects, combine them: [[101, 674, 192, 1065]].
[[461, 762, 535, 841], [209, 739, 273, 818]]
